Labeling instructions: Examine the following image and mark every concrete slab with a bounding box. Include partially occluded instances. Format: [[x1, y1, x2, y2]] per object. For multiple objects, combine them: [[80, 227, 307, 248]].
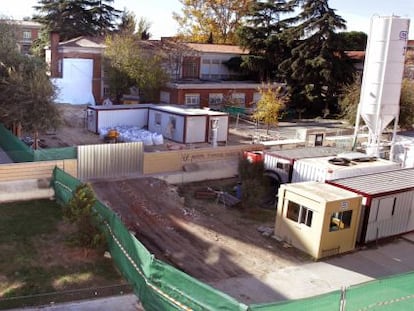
[[13, 294, 141, 311], [210, 236, 414, 304]]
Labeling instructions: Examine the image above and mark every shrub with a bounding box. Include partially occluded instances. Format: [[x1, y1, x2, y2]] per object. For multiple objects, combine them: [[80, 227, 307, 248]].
[[63, 183, 106, 250]]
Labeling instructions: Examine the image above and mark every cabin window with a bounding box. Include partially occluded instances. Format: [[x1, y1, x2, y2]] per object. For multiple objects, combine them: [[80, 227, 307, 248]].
[[330, 210, 352, 231], [286, 201, 313, 227], [155, 113, 162, 126]]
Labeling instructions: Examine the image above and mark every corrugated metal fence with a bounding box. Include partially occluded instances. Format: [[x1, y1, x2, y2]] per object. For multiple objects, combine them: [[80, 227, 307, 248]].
[[77, 142, 144, 181]]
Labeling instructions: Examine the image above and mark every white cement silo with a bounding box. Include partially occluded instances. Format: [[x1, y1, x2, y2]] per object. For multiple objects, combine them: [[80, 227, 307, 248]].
[[354, 16, 410, 157]]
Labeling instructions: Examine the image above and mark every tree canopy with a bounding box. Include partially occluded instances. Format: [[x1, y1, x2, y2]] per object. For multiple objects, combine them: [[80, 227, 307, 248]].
[[33, 0, 121, 41], [339, 78, 414, 130], [252, 85, 287, 134], [237, 0, 293, 81], [117, 10, 152, 40], [278, 0, 355, 117], [104, 34, 169, 102], [173, 0, 251, 44], [335, 31, 367, 51], [0, 20, 60, 141]]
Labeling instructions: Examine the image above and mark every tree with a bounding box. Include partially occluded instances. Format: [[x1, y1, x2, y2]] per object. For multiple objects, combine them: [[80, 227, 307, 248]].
[[237, 0, 293, 81], [338, 75, 361, 125], [336, 31, 367, 51], [252, 85, 287, 134], [136, 17, 152, 40], [0, 20, 60, 144], [173, 0, 251, 44], [339, 78, 414, 130], [398, 79, 414, 129], [279, 0, 355, 117], [63, 183, 106, 250], [117, 10, 151, 40], [33, 0, 121, 41], [118, 9, 137, 35], [104, 34, 169, 102]]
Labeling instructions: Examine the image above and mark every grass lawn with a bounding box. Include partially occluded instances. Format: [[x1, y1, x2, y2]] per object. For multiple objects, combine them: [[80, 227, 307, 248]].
[[0, 199, 131, 309]]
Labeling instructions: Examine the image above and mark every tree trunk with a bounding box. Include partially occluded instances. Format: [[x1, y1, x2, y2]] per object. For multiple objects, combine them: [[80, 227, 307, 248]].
[[33, 131, 39, 150]]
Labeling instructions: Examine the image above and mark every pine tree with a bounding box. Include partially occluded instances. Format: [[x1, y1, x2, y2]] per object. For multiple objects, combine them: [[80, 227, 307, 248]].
[[34, 0, 121, 41], [118, 9, 137, 35], [237, 0, 293, 81], [279, 0, 355, 117]]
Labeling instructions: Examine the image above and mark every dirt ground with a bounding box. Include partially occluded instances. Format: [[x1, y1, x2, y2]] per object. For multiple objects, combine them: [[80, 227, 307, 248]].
[[91, 177, 310, 302]]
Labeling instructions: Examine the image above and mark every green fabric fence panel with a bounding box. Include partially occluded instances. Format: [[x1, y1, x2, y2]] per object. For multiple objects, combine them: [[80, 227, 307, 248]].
[[0, 123, 34, 162], [344, 271, 414, 311], [146, 258, 248, 311], [34, 147, 77, 161], [248, 290, 342, 311], [224, 106, 246, 116]]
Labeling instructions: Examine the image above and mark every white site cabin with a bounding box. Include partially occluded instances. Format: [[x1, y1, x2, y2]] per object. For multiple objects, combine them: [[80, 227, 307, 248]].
[[291, 153, 400, 183], [86, 104, 151, 134], [147, 105, 228, 144], [328, 168, 414, 244]]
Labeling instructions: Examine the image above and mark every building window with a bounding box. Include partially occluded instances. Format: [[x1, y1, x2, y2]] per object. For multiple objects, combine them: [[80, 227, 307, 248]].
[[330, 210, 352, 231], [155, 113, 162, 126], [231, 93, 246, 106], [23, 30, 32, 40], [286, 201, 314, 227], [253, 92, 261, 103], [209, 93, 223, 105], [185, 94, 200, 107], [20, 44, 31, 55], [182, 56, 200, 79]]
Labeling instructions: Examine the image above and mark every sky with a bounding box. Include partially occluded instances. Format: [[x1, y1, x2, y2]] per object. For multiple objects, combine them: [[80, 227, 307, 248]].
[[1, 0, 413, 39]]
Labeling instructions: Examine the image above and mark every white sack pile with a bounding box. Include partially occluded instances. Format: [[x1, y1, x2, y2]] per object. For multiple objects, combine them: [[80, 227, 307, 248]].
[[99, 126, 164, 146]]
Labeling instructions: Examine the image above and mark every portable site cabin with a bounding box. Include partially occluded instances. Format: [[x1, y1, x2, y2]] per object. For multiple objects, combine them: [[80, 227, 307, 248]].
[[86, 104, 151, 134], [147, 106, 228, 144], [291, 152, 400, 183], [275, 182, 362, 260], [263, 146, 347, 184], [328, 168, 414, 244]]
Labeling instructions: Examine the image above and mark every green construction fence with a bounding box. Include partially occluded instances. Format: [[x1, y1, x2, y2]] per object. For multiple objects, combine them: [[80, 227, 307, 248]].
[[0, 124, 76, 162], [0, 124, 34, 162], [51, 167, 414, 311]]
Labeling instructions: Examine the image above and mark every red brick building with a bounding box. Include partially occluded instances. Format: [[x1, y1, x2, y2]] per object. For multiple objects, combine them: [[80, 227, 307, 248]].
[[46, 33, 105, 105], [10, 20, 41, 55]]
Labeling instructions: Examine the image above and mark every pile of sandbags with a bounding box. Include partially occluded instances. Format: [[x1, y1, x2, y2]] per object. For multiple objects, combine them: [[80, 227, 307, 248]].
[[99, 126, 164, 146]]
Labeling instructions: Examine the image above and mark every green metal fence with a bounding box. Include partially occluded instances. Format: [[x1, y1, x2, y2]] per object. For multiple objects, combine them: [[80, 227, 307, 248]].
[[51, 167, 414, 311]]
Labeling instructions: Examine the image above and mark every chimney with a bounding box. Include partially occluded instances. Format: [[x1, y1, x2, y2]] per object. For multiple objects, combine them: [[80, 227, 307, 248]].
[[50, 31, 61, 78]]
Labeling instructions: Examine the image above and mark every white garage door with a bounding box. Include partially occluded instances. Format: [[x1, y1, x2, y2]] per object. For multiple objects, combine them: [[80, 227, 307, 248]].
[[53, 58, 96, 105]]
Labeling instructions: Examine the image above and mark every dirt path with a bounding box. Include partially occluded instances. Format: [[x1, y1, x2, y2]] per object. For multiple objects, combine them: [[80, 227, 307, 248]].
[[91, 178, 309, 287]]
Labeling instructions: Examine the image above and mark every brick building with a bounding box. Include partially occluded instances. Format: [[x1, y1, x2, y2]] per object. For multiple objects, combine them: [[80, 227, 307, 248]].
[[5, 20, 41, 55]]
